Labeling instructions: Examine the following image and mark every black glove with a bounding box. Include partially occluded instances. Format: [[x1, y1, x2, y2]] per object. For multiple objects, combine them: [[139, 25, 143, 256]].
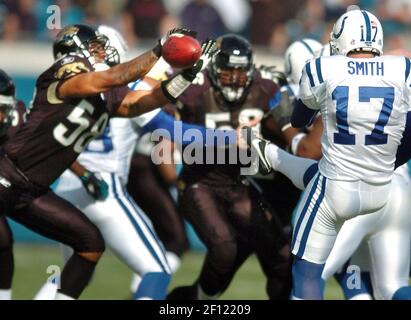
[[80, 171, 109, 200], [162, 28, 197, 43], [181, 39, 219, 81], [259, 65, 289, 87], [153, 28, 198, 58]]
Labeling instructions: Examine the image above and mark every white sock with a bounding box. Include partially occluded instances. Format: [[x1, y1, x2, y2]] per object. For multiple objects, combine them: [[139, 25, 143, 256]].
[[166, 251, 181, 273], [55, 292, 75, 300], [349, 293, 373, 300], [266, 144, 317, 190], [130, 274, 142, 293], [0, 289, 12, 300], [34, 282, 58, 300], [197, 284, 221, 300]]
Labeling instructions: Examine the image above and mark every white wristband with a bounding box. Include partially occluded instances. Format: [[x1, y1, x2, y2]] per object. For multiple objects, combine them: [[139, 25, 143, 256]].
[[165, 74, 192, 99], [291, 133, 307, 155]]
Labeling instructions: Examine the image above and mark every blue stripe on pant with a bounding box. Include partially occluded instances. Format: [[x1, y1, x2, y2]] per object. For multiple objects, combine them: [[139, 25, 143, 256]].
[[291, 173, 320, 249], [120, 183, 169, 261], [292, 173, 327, 258], [111, 174, 169, 273], [296, 175, 326, 257]]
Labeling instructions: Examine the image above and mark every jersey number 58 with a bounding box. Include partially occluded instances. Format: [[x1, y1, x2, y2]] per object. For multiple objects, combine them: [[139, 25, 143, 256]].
[[53, 100, 109, 153]]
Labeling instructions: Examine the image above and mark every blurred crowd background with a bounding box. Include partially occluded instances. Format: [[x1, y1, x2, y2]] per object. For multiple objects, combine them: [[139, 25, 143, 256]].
[[1, 0, 411, 54]]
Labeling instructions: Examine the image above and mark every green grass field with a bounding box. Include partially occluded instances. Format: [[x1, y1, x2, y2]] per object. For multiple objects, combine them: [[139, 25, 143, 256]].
[[11, 244, 344, 300]]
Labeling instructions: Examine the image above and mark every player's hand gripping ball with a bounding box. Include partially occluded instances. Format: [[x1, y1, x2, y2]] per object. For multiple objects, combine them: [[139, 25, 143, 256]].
[[162, 33, 202, 69]]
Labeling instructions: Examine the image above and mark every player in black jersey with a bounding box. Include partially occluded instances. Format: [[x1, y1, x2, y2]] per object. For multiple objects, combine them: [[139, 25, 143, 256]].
[[0, 69, 26, 300], [167, 35, 299, 300], [0, 24, 218, 299]]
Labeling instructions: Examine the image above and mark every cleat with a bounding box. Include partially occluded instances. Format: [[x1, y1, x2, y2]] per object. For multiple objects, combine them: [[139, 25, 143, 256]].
[[242, 126, 272, 175]]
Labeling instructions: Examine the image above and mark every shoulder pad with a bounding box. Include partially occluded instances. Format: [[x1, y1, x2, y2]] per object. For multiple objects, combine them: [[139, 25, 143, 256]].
[[53, 55, 91, 80]]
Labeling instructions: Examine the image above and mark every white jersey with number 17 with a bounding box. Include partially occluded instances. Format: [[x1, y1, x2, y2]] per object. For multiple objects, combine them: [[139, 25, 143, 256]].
[[299, 55, 411, 184]]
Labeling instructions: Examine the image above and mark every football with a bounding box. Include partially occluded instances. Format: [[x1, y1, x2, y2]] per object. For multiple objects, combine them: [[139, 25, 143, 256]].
[[162, 34, 201, 69]]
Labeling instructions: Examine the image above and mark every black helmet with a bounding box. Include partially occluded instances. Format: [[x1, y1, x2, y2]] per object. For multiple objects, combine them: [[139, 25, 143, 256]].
[[208, 34, 255, 104], [53, 24, 119, 66], [0, 69, 16, 137]]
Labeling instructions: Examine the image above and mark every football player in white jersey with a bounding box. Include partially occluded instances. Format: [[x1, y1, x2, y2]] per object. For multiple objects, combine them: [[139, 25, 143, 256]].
[[256, 28, 411, 299], [280, 38, 373, 299], [284, 39, 323, 96], [282, 39, 324, 160], [246, 9, 411, 299], [245, 131, 411, 300]]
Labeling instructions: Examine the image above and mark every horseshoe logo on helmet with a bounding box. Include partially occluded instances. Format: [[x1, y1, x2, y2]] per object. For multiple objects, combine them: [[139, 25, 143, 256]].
[[333, 17, 348, 39]]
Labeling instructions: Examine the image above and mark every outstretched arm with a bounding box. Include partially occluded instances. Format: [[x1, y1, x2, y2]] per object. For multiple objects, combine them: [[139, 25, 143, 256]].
[[59, 50, 159, 98], [115, 80, 169, 117], [140, 109, 236, 147], [58, 28, 194, 99], [114, 39, 219, 118]]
